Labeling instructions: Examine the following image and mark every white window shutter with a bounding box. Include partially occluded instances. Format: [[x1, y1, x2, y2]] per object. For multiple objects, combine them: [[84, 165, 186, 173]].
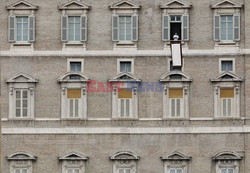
[[234, 14, 240, 41], [81, 15, 87, 42], [182, 15, 189, 41], [28, 16, 35, 42], [61, 16, 68, 42], [132, 15, 138, 41], [112, 15, 119, 41], [162, 15, 169, 41], [8, 16, 15, 42], [214, 14, 220, 41]]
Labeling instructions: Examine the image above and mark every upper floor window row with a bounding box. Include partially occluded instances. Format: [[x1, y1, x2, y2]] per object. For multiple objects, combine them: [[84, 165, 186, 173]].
[[6, 0, 243, 49]]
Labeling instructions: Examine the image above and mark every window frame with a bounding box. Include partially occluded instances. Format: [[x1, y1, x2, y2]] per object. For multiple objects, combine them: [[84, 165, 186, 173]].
[[67, 58, 84, 73], [117, 58, 134, 74], [67, 16, 81, 42], [219, 58, 235, 73], [15, 16, 29, 42], [168, 59, 184, 72]]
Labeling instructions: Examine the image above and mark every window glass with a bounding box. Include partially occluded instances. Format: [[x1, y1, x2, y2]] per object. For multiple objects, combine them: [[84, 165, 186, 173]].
[[220, 15, 233, 41], [68, 16, 81, 41], [120, 61, 132, 73], [15, 90, 28, 117], [16, 16, 28, 41], [221, 61, 233, 71], [119, 16, 132, 41]]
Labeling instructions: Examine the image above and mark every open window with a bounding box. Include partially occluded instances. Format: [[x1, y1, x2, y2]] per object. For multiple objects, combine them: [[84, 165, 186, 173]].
[[211, 0, 243, 48], [59, 152, 88, 173], [59, 0, 91, 50], [6, 73, 38, 119], [110, 151, 139, 173], [212, 151, 243, 173], [160, 71, 192, 119], [110, 0, 141, 50], [211, 71, 243, 118], [160, 0, 191, 49], [6, 1, 39, 50], [7, 152, 37, 173], [161, 151, 191, 173]]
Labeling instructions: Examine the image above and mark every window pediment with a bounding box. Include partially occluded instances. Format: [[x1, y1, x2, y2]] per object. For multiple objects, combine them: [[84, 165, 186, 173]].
[[58, 72, 90, 83], [161, 151, 191, 161], [58, 0, 91, 10], [109, 0, 141, 9], [210, 0, 243, 9], [160, 71, 192, 82], [59, 152, 88, 161], [109, 72, 141, 82], [110, 151, 140, 160], [7, 152, 36, 161], [211, 72, 243, 82], [212, 151, 243, 161], [6, 0, 38, 10], [160, 0, 192, 9], [6, 73, 38, 84]]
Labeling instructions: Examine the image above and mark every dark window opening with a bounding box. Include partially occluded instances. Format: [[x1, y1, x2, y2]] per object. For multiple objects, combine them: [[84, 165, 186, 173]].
[[170, 15, 182, 41]]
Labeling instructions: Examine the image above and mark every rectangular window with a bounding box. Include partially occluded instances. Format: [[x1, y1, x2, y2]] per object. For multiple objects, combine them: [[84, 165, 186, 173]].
[[67, 168, 80, 173], [119, 16, 132, 41], [170, 15, 182, 40], [15, 90, 28, 118], [169, 168, 183, 173], [169, 89, 183, 117], [68, 16, 81, 41], [221, 60, 233, 72], [220, 88, 234, 117], [220, 15, 233, 41], [16, 16, 29, 41], [67, 89, 81, 118], [69, 61, 82, 79], [118, 168, 131, 173], [118, 89, 132, 117], [120, 61, 132, 73], [14, 168, 28, 173], [221, 168, 234, 173]]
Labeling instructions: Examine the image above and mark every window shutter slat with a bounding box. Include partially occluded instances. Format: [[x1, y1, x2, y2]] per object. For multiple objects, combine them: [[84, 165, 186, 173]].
[[9, 16, 15, 42], [112, 15, 119, 41], [162, 15, 169, 41], [182, 15, 189, 41], [81, 15, 87, 42], [132, 15, 138, 41], [214, 15, 220, 41], [234, 14, 240, 41], [61, 16, 68, 42], [28, 16, 35, 42]]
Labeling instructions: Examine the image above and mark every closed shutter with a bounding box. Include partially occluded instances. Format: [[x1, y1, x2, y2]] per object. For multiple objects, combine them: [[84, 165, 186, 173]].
[[182, 15, 189, 41], [234, 14, 240, 41], [28, 16, 35, 42], [162, 15, 169, 41], [9, 16, 15, 42], [61, 16, 68, 41], [112, 15, 119, 41], [132, 15, 138, 41], [81, 15, 87, 41], [214, 15, 220, 41]]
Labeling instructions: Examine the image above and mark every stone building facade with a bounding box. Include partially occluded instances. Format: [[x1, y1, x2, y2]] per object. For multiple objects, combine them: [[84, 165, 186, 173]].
[[1, 0, 250, 173]]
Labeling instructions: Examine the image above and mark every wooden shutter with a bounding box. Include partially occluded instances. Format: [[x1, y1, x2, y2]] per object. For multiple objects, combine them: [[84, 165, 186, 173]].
[[61, 16, 68, 42], [28, 16, 35, 42], [81, 15, 87, 41], [132, 15, 138, 41], [234, 14, 240, 41], [162, 15, 169, 41], [169, 89, 183, 98], [9, 16, 15, 42], [112, 15, 119, 41], [214, 15, 220, 41], [182, 15, 189, 41]]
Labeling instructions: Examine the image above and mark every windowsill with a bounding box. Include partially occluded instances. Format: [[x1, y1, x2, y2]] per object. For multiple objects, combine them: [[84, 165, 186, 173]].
[[166, 40, 186, 45], [7, 118, 34, 121], [65, 41, 84, 45], [214, 117, 241, 120], [61, 118, 87, 120], [217, 41, 237, 45], [13, 42, 31, 46], [163, 117, 188, 121], [116, 41, 135, 45], [112, 117, 139, 121]]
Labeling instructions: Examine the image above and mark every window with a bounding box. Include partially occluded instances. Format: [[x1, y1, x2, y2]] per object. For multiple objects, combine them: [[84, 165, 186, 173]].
[[221, 168, 234, 173], [68, 16, 81, 41], [119, 168, 131, 173], [16, 16, 29, 42], [70, 62, 82, 72], [170, 15, 182, 40], [120, 62, 132, 73], [14, 168, 28, 173], [169, 168, 183, 173], [221, 61, 233, 72], [15, 90, 28, 117], [220, 88, 234, 117], [67, 168, 80, 173], [170, 60, 182, 71], [119, 16, 132, 41], [169, 89, 183, 117], [118, 89, 132, 118], [67, 89, 81, 118], [117, 59, 134, 74], [220, 15, 233, 41]]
